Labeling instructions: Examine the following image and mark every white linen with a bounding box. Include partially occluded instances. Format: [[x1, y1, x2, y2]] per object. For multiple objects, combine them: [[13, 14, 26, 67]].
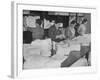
[[23, 54, 67, 69], [23, 40, 68, 69], [31, 39, 52, 57], [70, 44, 80, 51], [24, 47, 41, 60], [56, 43, 70, 56], [71, 58, 88, 67], [71, 34, 91, 46], [40, 39, 52, 57], [23, 34, 91, 69], [24, 39, 52, 60], [55, 41, 80, 56], [24, 55, 51, 69], [45, 56, 67, 68]]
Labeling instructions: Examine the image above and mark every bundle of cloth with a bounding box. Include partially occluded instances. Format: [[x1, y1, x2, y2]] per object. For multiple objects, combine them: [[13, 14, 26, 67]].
[[61, 34, 91, 67], [23, 34, 91, 69], [23, 38, 71, 69]]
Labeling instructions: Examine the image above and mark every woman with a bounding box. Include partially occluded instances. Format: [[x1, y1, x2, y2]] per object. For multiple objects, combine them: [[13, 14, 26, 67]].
[[65, 20, 76, 40], [27, 19, 44, 40], [78, 18, 88, 36]]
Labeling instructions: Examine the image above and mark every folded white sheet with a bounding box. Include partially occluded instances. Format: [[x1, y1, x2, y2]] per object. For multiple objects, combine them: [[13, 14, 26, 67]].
[[24, 55, 51, 69], [71, 34, 91, 46], [56, 44, 70, 56], [24, 39, 66, 69], [23, 42, 42, 60], [23, 34, 91, 69], [40, 39, 52, 57], [70, 44, 80, 51], [31, 39, 52, 57], [23, 54, 67, 69], [71, 57, 88, 67], [55, 41, 80, 56]]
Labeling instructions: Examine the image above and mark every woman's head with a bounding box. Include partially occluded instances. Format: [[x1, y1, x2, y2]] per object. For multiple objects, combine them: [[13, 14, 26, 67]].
[[81, 18, 88, 24], [36, 19, 42, 25], [70, 20, 76, 27], [35, 19, 42, 28], [50, 20, 55, 26], [71, 20, 76, 24]]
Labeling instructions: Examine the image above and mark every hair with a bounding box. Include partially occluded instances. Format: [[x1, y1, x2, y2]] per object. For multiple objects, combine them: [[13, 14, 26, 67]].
[[71, 20, 76, 24], [75, 23, 80, 28], [81, 18, 88, 24], [36, 19, 42, 25], [55, 20, 63, 24]]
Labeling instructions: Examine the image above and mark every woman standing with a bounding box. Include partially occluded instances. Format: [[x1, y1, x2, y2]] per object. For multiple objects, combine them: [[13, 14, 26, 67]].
[[78, 18, 88, 36], [65, 20, 76, 40]]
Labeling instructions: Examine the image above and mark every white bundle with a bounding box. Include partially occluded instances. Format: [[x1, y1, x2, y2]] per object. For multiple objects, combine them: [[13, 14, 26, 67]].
[[40, 39, 52, 57], [56, 43, 70, 56], [72, 34, 91, 46]]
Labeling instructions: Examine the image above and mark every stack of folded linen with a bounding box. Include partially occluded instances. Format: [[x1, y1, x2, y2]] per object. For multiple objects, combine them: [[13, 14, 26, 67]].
[[24, 39, 52, 58], [71, 57, 88, 67], [71, 34, 91, 46], [56, 43, 70, 56], [23, 39, 70, 69], [40, 39, 52, 57], [24, 55, 51, 69]]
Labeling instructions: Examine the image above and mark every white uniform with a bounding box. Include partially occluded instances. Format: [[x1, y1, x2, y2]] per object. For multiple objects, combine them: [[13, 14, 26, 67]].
[[78, 24, 86, 35]]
